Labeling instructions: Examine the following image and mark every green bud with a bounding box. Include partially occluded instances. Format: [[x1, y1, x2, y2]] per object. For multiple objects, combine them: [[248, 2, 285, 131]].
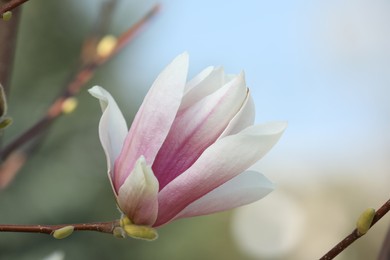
[[0, 84, 11, 130], [0, 83, 8, 117], [120, 215, 132, 227], [96, 35, 117, 58], [2, 11, 12, 21], [123, 224, 158, 241], [0, 117, 12, 129], [61, 97, 78, 114], [52, 226, 75, 239], [113, 227, 126, 239], [356, 208, 375, 235]]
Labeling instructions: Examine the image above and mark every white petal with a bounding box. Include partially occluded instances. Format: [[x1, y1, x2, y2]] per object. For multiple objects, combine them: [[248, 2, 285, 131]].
[[114, 53, 189, 190], [173, 170, 274, 220], [155, 121, 287, 226], [219, 90, 255, 138], [180, 67, 225, 110], [88, 86, 128, 178], [184, 66, 214, 92], [117, 156, 159, 226]]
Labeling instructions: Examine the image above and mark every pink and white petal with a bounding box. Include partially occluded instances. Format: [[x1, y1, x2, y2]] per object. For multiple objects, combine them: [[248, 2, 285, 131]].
[[173, 170, 274, 220], [219, 90, 255, 138], [154, 121, 287, 227], [114, 53, 189, 190], [117, 156, 159, 226], [180, 67, 225, 110], [152, 73, 248, 189], [88, 86, 128, 179]]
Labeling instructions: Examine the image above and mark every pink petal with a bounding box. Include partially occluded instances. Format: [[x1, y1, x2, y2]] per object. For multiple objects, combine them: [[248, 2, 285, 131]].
[[88, 86, 128, 184], [154, 122, 287, 227], [173, 170, 274, 220], [117, 156, 159, 226], [152, 73, 248, 189], [114, 53, 189, 190]]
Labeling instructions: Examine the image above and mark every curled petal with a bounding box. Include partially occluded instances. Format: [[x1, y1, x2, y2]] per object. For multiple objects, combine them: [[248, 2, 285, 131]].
[[173, 170, 274, 220], [155, 121, 287, 227], [88, 86, 128, 181], [114, 53, 189, 190], [117, 156, 159, 226]]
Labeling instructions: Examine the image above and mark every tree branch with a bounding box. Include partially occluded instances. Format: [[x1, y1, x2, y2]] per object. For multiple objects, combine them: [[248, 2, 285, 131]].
[[0, 220, 118, 235], [319, 198, 390, 260], [0, 0, 29, 14], [0, 5, 21, 95], [0, 3, 160, 161]]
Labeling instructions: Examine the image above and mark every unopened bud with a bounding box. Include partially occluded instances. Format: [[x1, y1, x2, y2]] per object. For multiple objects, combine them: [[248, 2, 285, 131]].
[[113, 227, 126, 239], [0, 84, 11, 129], [2, 11, 12, 21], [0, 117, 12, 129], [123, 224, 158, 241], [120, 215, 132, 227], [96, 35, 117, 58], [356, 208, 375, 235], [0, 83, 8, 117], [61, 97, 78, 114], [52, 226, 74, 239]]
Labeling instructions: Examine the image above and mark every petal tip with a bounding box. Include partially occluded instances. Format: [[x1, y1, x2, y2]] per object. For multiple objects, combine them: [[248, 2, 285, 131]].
[[175, 52, 189, 67], [88, 85, 106, 99]]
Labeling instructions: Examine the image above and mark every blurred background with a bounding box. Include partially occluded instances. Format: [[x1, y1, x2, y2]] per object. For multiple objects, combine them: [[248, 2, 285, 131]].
[[0, 0, 389, 259]]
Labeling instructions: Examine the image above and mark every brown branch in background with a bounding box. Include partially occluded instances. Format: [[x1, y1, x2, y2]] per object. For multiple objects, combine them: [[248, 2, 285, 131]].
[[0, 5, 21, 95], [0, 150, 25, 189], [0, 4, 160, 163], [81, 0, 117, 65], [319, 198, 390, 260], [0, 0, 29, 14]]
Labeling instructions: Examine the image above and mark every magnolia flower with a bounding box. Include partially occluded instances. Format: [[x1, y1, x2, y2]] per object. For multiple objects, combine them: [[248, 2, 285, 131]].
[[89, 53, 286, 235]]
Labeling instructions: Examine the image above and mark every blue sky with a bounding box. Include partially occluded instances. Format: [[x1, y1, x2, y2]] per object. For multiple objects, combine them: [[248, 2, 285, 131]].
[[90, 0, 390, 179]]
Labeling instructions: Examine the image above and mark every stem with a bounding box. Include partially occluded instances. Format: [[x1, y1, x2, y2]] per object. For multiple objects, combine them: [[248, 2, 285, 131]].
[[0, 5, 21, 95], [0, 3, 160, 161], [0, 220, 119, 235], [0, 0, 29, 14], [0, 4, 22, 149], [319, 198, 390, 260]]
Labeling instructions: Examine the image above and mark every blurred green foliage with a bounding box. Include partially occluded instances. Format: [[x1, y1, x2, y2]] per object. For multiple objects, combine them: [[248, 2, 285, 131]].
[[0, 1, 247, 259], [0, 1, 388, 260]]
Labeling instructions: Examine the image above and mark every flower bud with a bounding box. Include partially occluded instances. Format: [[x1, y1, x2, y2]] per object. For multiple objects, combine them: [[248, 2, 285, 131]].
[[356, 208, 375, 235], [61, 97, 78, 114], [52, 226, 75, 239], [113, 227, 126, 239], [96, 35, 117, 58], [123, 224, 158, 241], [2, 11, 12, 21]]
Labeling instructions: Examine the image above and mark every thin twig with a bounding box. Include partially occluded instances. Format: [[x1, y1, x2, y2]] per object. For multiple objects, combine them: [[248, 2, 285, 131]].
[[0, 5, 22, 149], [0, 220, 119, 235], [319, 198, 390, 260], [0, 5, 21, 95], [0, 3, 160, 161], [0, 0, 29, 14]]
